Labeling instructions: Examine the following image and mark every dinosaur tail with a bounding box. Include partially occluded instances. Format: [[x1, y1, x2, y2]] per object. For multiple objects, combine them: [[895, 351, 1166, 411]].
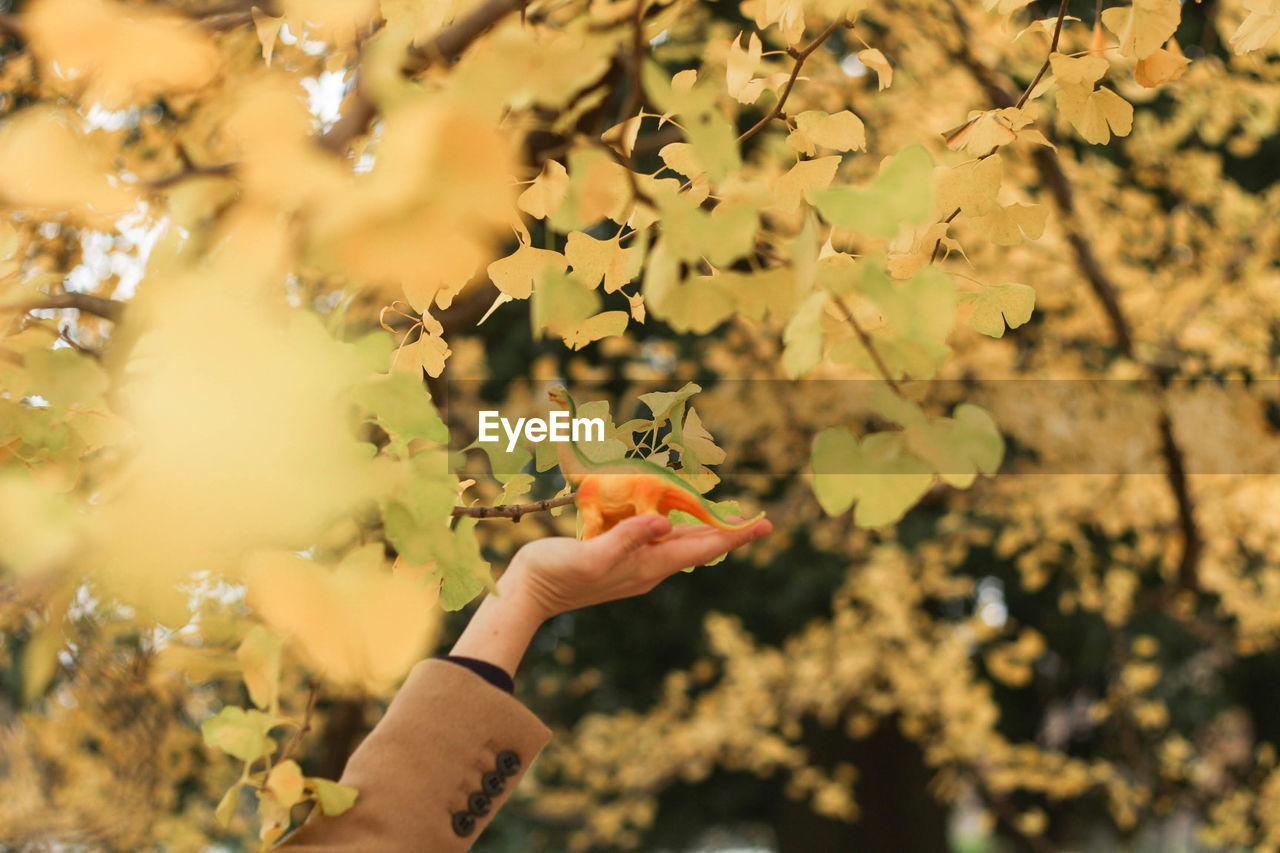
[[657, 487, 765, 531]]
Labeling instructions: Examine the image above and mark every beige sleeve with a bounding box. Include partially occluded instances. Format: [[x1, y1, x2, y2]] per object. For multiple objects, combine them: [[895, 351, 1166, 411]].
[[278, 659, 552, 853]]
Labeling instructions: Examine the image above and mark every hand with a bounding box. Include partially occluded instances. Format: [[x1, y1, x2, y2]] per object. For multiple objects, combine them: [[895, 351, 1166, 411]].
[[502, 514, 773, 623], [448, 514, 772, 676]]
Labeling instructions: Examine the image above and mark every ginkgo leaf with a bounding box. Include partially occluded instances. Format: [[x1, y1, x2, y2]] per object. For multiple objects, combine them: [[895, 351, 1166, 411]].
[[487, 243, 567, 299], [942, 109, 1017, 157], [313, 779, 359, 816], [1101, 0, 1182, 59], [24, 0, 221, 106], [601, 115, 643, 157], [202, 706, 280, 762], [1229, 0, 1280, 53], [1056, 85, 1133, 144], [655, 190, 758, 267], [652, 276, 735, 333], [266, 760, 305, 809], [773, 156, 841, 212], [858, 49, 893, 90], [517, 159, 570, 220], [1050, 53, 1109, 88], [969, 202, 1048, 245], [245, 548, 441, 694], [0, 107, 138, 226], [903, 404, 1005, 488], [789, 110, 868, 154], [936, 155, 1002, 217], [814, 145, 934, 236], [678, 407, 727, 467], [563, 310, 629, 350], [658, 142, 705, 181], [1135, 41, 1191, 87], [237, 625, 283, 712], [533, 270, 601, 339], [810, 428, 934, 527], [727, 31, 764, 103], [960, 282, 1037, 337], [782, 291, 827, 378], [565, 232, 635, 292]]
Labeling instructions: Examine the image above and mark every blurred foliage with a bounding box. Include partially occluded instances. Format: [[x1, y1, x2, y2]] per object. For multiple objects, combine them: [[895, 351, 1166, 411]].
[[1, 0, 1280, 849]]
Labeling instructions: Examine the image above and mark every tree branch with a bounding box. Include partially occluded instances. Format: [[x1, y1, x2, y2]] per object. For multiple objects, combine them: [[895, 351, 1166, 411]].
[[451, 493, 576, 521], [737, 18, 846, 145], [1015, 0, 1070, 109], [318, 0, 531, 153], [831, 295, 902, 393], [3, 293, 126, 323], [944, 2, 1201, 594], [276, 680, 319, 766]]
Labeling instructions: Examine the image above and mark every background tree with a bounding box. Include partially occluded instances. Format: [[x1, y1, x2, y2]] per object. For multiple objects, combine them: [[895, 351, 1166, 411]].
[[1, 0, 1279, 849]]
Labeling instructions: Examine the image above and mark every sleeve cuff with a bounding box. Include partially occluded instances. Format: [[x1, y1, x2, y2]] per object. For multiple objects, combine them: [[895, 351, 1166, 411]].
[[437, 655, 515, 694]]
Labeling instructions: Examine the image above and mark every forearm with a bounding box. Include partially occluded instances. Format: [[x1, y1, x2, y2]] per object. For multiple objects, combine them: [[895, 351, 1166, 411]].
[[447, 571, 546, 677]]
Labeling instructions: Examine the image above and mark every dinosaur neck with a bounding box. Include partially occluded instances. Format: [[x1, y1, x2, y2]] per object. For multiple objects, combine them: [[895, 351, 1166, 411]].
[[555, 390, 595, 484]]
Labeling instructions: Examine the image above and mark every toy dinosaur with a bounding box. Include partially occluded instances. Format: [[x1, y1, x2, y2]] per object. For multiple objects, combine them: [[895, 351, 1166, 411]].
[[548, 386, 766, 539]]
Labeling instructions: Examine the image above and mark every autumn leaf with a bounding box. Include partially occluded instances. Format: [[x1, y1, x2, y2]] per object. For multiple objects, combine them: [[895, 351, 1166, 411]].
[[1228, 0, 1280, 53], [1135, 41, 1191, 87], [814, 145, 934, 236], [858, 49, 893, 90], [961, 282, 1037, 337], [1100, 0, 1182, 59]]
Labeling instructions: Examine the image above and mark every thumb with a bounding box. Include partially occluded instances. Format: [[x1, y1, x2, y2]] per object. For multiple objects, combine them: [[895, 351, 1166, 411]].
[[590, 514, 671, 561]]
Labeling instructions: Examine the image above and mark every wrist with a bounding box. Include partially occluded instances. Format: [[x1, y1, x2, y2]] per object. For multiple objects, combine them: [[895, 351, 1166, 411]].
[[447, 568, 547, 677]]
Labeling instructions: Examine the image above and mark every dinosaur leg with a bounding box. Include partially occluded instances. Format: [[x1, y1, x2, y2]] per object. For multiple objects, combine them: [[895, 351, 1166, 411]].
[[577, 480, 606, 539]]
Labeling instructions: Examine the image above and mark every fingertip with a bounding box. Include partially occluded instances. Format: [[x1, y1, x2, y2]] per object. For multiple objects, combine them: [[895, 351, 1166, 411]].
[[644, 514, 673, 537]]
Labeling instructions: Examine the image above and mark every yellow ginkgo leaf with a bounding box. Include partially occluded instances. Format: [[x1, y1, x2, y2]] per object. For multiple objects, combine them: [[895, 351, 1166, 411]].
[[563, 310, 630, 350], [857, 49, 893, 90], [936, 154, 1002, 217], [1228, 0, 1280, 54], [1049, 53, 1109, 88], [517, 159, 570, 220], [565, 231, 635, 292], [266, 760, 305, 809], [1056, 85, 1133, 144], [246, 548, 441, 695], [790, 110, 868, 154], [1101, 0, 1182, 59], [772, 156, 841, 213], [0, 107, 138, 226], [1135, 40, 1191, 87], [24, 0, 221, 106], [487, 243, 567, 300], [942, 109, 1017, 157], [969, 202, 1048, 245], [727, 31, 764, 104]]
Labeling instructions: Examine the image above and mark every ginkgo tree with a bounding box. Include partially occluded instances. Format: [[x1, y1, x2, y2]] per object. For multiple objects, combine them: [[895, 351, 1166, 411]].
[[1, 0, 1279, 847]]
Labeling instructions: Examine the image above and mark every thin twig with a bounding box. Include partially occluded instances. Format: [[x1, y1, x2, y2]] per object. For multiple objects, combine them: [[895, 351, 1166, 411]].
[[277, 680, 320, 766], [57, 325, 101, 360], [3, 293, 126, 323], [1015, 0, 1070, 109], [830, 294, 901, 394], [451, 493, 576, 521], [737, 18, 846, 145]]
